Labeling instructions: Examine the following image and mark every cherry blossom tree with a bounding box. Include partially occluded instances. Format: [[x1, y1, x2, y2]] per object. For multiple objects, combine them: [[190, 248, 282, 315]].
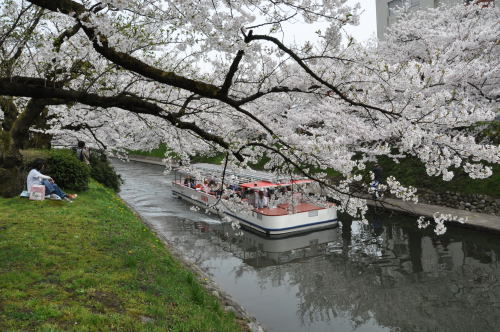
[[0, 0, 498, 233]]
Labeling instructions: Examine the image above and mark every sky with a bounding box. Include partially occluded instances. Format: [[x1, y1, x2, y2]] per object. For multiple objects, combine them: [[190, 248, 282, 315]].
[[280, 0, 377, 46], [344, 0, 377, 43]]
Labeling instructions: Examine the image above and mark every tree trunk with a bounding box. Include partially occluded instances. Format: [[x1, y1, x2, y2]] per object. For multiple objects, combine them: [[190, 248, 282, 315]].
[[0, 98, 56, 197], [0, 134, 25, 197]]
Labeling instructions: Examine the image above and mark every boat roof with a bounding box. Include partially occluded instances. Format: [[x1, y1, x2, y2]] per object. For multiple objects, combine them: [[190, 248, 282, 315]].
[[175, 163, 311, 185], [240, 179, 313, 189], [239, 181, 279, 189]]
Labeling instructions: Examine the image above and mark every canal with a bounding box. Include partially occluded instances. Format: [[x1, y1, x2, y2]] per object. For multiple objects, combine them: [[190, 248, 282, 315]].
[[113, 160, 500, 332]]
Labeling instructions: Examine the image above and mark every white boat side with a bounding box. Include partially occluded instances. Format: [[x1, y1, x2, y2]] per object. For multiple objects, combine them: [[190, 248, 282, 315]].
[[171, 182, 338, 237]]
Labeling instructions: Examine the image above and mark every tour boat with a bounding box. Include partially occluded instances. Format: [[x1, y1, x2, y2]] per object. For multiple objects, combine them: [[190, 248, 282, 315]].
[[171, 163, 338, 237]]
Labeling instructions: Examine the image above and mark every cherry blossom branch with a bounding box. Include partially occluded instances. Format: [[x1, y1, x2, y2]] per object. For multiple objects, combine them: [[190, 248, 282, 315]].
[[242, 30, 401, 118]]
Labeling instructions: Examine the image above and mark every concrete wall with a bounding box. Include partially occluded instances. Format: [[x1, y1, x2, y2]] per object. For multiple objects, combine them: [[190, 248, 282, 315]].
[[376, 0, 467, 40]]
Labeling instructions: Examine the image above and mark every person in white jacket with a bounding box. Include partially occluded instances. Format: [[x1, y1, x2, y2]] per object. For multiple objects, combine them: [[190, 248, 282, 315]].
[[27, 159, 76, 201]]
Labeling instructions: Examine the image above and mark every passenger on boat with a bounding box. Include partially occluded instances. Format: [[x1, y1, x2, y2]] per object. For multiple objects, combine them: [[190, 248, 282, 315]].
[[208, 179, 218, 193], [255, 189, 269, 209], [202, 179, 210, 193], [292, 192, 302, 203], [184, 176, 195, 188]]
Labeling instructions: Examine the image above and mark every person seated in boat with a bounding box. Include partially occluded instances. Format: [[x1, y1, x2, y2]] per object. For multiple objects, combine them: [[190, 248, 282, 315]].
[[194, 180, 204, 190], [216, 183, 226, 198], [208, 179, 218, 194], [255, 189, 269, 209], [292, 191, 302, 203], [184, 176, 195, 187], [202, 179, 211, 193], [227, 184, 239, 197]]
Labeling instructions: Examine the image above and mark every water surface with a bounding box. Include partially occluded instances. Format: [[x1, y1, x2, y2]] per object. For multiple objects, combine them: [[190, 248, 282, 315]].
[[113, 160, 500, 332]]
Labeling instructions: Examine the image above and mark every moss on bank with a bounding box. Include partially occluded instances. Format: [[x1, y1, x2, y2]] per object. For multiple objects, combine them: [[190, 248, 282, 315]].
[[0, 181, 242, 332]]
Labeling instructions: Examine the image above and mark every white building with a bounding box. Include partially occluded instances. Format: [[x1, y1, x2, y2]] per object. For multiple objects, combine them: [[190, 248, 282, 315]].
[[375, 0, 491, 40]]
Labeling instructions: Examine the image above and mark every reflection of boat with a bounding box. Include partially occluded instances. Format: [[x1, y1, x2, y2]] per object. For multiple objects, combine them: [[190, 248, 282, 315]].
[[234, 227, 340, 267], [183, 221, 341, 267], [172, 163, 338, 237]]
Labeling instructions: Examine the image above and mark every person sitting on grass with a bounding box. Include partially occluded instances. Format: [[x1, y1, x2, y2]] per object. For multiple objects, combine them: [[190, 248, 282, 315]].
[[27, 158, 77, 202]]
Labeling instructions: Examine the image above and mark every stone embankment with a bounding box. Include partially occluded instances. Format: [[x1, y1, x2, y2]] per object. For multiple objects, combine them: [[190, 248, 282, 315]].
[[128, 155, 169, 166], [417, 189, 500, 216]]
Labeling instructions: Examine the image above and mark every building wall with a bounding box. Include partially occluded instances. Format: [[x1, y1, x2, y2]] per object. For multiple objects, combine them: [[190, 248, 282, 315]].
[[375, 0, 469, 40]]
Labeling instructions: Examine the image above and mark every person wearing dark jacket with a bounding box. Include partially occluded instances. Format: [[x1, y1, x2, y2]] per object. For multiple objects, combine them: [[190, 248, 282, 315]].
[[371, 164, 383, 199], [76, 141, 91, 165]]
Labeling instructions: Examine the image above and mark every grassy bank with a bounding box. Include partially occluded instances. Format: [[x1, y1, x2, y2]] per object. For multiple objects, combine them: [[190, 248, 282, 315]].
[[128, 144, 226, 165], [0, 181, 242, 331]]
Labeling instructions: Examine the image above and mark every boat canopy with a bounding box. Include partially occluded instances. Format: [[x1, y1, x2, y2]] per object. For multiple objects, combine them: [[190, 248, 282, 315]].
[[239, 181, 279, 189], [240, 179, 313, 189], [175, 163, 311, 185]]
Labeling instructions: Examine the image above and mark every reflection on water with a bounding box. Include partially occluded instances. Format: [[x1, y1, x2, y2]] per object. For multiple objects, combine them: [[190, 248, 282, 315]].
[[113, 160, 500, 332]]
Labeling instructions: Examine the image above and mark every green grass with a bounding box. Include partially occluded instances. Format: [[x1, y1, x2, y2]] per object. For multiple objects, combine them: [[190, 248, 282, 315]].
[[128, 144, 227, 165], [0, 181, 243, 332], [128, 144, 171, 159]]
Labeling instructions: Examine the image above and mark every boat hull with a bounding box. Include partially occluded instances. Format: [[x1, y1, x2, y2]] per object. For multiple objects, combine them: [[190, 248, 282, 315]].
[[172, 182, 338, 237]]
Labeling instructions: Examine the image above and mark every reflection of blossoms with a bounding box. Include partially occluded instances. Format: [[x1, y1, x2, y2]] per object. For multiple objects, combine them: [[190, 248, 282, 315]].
[[417, 216, 430, 229], [419, 213, 469, 235]]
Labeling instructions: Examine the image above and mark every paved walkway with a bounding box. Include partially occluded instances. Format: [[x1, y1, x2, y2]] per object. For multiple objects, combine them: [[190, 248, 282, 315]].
[[128, 154, 167, 166], [126, 154, 500, 233], [368, 197, 500, 233]]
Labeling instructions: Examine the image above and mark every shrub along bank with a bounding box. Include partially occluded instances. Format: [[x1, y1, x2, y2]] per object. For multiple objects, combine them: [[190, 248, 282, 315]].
[[0, 181, 243, 332], [45, 149, 91, 191]]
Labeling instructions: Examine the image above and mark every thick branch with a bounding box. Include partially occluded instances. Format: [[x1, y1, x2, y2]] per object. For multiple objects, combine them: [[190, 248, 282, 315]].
[[235, 85, 309, 106], [10, 98, 65, 149], [53, 23, 81, 51], [0, 77, 243, 160], [28, 0, 223, 99], [220, 50, 244, 96]]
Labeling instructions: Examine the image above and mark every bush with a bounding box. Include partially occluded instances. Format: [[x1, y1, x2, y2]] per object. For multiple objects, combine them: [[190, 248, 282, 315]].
[[44, 149, 90, 191], [89, 151, 123, 192]]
